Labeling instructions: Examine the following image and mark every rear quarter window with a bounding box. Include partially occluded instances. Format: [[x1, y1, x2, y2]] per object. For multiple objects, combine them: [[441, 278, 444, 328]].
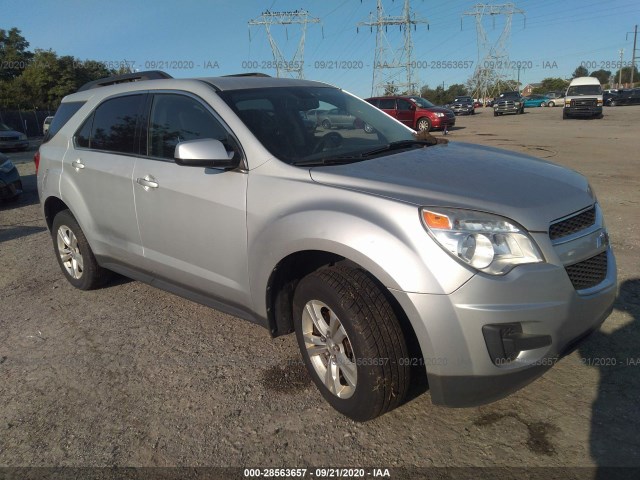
[[43, 101, 86, 143]]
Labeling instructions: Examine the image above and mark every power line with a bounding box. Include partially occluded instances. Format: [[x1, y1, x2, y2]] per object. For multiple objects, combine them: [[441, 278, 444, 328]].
[[462, 3, 525, 100], [357, 0, 429, 96], [248, 9, 321, 79]]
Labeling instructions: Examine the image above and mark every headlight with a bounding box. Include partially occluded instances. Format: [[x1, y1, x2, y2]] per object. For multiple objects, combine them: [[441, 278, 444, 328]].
[[514, 101, 521, 106], [434, 112, 445, 117], [421, 207, 543, 275], [0, 159, 15, 173], [19, 133, 27, 140]]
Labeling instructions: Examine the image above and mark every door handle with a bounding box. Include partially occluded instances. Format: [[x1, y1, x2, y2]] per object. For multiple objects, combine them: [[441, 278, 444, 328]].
[[136, 175, 159, 190], [72, 159, 85, 171]]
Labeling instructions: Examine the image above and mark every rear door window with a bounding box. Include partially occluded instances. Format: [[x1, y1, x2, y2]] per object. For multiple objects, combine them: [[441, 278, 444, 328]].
[[378, 99, 396, 110], [75, 94, 145, 154]]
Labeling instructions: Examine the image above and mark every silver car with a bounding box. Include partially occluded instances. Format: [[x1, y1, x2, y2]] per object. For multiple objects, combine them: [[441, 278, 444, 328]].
[[37, 71, 617, 421]]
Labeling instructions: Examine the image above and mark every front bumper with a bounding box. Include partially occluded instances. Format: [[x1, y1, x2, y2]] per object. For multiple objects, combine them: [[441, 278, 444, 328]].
[[391, 246, 617, 407], [431, 116, 456, 129], [0, 139, 29, 151], [564, 105, 603, 117], [452, 107, 473, 115], [494, 104, 521, 114]]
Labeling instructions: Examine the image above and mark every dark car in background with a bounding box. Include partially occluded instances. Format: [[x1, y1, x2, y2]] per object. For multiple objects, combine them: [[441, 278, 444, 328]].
[[607, 89, 640, 106], [0, 123, 29, 152], [366, 95, 455, 132], [494, 91, 524, 116], [447, 96, 475, 115], [0, 152, 22, 202]]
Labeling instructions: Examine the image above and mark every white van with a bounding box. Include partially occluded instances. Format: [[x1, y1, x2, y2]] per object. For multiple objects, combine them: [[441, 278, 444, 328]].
[[563, 77, 603, 119]]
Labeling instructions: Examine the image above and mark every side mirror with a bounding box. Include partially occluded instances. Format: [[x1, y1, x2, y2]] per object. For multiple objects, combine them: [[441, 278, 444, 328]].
[[174, 138, 239, 169]]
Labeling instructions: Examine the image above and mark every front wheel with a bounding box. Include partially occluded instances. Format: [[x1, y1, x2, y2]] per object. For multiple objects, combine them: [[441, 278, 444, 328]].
[[321, 119, 331, 129], [52, 210, 111, 290], [416, 117, 431, 132], [293, 266, 409, 421]]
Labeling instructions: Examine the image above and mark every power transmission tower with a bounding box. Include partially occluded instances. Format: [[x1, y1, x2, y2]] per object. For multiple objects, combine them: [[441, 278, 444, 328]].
[[248, 9, 320, 79], [462, 3, 525, 102], [358, 0, 429, 96]]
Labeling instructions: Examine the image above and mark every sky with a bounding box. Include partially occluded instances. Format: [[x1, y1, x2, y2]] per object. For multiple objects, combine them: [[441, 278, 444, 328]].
[[3, 0, 639, 98]]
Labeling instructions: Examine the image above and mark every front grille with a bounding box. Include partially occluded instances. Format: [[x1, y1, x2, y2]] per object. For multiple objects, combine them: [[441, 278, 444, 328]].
[[565, 251, 608, 290], [570, 98, 597, 107], [0, 136, 19, 141], [549, 207, 596, 240]]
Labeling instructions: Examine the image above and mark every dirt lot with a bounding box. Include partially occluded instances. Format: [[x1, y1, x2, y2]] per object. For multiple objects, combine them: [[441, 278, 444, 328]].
[[1, 105, 639, 476]]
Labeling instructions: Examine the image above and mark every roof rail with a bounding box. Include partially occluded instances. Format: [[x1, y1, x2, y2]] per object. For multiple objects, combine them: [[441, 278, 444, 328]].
[[77, 70, 173, 92], [222, 72, 271, 78]]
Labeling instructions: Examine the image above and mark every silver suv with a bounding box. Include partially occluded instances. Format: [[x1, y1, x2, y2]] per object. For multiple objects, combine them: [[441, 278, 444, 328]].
[[37, 71, 617, 421]]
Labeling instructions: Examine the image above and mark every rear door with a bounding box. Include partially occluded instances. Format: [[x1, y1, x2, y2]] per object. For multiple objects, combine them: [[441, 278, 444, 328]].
[[132, 92, 250, 308], [65, 94, 145, 268], [377, 98, 398, 120], [395, 99, 415, 127]]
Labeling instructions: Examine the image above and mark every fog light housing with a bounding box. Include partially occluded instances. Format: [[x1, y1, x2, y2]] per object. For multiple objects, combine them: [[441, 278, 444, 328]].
[[482, 324, 552, 365]]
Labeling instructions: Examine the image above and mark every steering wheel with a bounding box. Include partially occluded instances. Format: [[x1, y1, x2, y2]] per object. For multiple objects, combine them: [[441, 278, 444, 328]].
[[312, 131, 343, 154]]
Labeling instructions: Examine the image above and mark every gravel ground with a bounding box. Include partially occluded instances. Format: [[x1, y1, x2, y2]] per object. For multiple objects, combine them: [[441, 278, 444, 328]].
[[1, 106, 639, 475]]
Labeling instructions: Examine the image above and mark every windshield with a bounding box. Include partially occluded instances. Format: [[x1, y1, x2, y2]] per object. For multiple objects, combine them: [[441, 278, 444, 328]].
[[566, 85, 602, 96], [219, 86, 417, 165], [454, 97, 471, 102], [409, 96, 435, 108], [0, 123, 14, 131]]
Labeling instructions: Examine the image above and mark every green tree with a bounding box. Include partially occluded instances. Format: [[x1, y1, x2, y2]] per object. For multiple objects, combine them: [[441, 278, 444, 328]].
[[383, 83, 399, 96], [532, 77, 570, 94], [572, 65, 589, 78], [0, 27, 33, 81], [613, 65, 640, 85], [590, 69, 611, 85]]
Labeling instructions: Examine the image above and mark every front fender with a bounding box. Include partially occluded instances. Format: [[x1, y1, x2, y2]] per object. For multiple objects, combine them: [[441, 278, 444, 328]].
[[246, 169, 473, 319]]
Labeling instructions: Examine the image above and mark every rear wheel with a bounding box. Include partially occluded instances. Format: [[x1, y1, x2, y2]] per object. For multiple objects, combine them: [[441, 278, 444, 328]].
[[416, 117, 431, 132], [293, 266, 409, 421], [52, 210, 111, 290], [321, 119, 331, 129]]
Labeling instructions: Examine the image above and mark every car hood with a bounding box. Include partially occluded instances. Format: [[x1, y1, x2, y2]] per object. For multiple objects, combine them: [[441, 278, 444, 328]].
[[309, 142, 593, 232], [423, 107, 452, 114]]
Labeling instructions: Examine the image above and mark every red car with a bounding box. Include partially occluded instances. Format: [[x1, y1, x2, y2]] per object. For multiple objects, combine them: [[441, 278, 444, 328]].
[[365, 95, 455, 132]]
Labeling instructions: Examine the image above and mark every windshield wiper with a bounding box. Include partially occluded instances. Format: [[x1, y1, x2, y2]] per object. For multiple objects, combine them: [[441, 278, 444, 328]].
[[292, 140, 433, 167], [292, 156, 364, 167], [358, 139, 433, 157]]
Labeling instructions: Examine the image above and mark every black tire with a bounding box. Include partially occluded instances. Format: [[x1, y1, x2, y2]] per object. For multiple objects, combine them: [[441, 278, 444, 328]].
[[363, 123, 375, 134], [51, 209, 111, 290], [609, 100, 616, 107], [321, 119, 331, 129], [416, 117, 431, 132], [493, 111, 498, 116], [293, 265, 409, 421]]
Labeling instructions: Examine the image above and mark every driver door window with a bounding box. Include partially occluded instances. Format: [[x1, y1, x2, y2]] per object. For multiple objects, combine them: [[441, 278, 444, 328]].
[[148, 94, 233, 160]]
